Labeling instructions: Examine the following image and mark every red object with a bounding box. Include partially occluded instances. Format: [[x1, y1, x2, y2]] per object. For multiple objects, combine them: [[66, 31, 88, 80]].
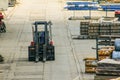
[[115, 11, 120, 14], [50, 41, 53, 45], [0, 13, 3, 19], [31, 41, 35, 46]]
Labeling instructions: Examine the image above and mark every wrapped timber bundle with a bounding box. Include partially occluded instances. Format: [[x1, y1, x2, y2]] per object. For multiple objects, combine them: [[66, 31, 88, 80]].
[[112, 51, 120, 59], [114, 39, 120, 51], [96, 59, 120, 76], [113, 0, 120, 3], [98, 48, 114, 60]]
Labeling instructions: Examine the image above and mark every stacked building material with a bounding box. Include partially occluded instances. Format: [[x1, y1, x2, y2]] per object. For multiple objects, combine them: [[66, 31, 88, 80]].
[[96, 59, 120, 75], [110, 77, 120, 80], [80, 18, 120, 39], [101, 46, 115, 50], [84, 58, 97, 73], [113, 0, 120, 3], [98, 48, 114, 60], [80, 21, 89, 36], [94, 75, 120, 80], [112, 39, 120, 59], [89, 22, 99, 38]]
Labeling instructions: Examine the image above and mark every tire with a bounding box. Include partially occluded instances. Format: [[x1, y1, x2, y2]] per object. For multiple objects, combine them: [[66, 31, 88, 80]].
[[0, 22, 6, 33], [2, 22, 6, 32]]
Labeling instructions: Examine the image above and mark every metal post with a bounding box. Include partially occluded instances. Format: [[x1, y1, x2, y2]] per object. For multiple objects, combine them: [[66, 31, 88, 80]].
[[106, 5, 107, 17], [73, 11, 75, 17], [89, 8, 91, 19], [106, 2, 109, 17], [35, 22, 39, 62], [48, 21, 52, 41], [89, 3, 92, 19], [43, 23, 48, 62], [96, 37, 98, 60]]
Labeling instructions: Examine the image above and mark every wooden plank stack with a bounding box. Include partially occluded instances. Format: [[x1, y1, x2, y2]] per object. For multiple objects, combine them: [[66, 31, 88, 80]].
[[113, 0, 120, 3], [94, 75, 120, 80], [80, 21, 89, 36], [80, 18, 120, 39], [96, 59, 120, 76], [98, 46, 114, 60], [84, 58, 97, 73], [89, 22, 99, 38]]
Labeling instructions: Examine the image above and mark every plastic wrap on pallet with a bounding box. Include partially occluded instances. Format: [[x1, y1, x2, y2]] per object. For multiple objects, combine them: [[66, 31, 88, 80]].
[[96, 59, 120, 75], [115, 39, 120, 51], [97, 59, 120, 67], [112, 51, 120, 59]]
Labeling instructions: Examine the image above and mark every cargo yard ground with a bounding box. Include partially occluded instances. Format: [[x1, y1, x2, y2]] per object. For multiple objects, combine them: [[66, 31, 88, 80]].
[[0, 0, 115, 80]]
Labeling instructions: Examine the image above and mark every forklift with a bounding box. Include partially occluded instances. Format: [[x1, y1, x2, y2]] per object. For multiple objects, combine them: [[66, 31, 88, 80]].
[[28, 21, 55, 62], [115, 10, 120, 21], [0, 12, 6, 33]]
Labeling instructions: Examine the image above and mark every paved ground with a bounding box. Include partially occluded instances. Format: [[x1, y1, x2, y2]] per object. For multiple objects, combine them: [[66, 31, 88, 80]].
[[0, 0, 114, 80]]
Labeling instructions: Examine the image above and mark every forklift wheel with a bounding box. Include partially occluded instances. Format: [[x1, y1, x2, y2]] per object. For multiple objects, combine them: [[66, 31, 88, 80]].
[[0, 22, 6, 33]]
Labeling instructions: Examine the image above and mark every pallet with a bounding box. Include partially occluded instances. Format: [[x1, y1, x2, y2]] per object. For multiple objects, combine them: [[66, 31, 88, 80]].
[[94, 75, 119, 80]]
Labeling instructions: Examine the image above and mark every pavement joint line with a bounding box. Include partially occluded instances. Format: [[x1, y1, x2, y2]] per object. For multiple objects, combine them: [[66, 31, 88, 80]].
[[5, 5, 19, 20]]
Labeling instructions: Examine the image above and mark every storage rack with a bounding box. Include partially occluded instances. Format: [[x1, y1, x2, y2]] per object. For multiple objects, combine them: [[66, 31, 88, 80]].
[[96, 35, 120, 60], [80, 21, 89, 38], [89, 22, 99, 38], [80, 21, 120, 39], [111, 23, 120, 35]]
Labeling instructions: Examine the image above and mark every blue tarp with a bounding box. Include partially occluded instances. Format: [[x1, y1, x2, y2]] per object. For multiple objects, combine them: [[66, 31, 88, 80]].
[[101, 4, 120, 11], [65, 2, 120, 11], [65, 6, 98, 10], [67, 2, 98, 5], [65, 1, 98, 10]]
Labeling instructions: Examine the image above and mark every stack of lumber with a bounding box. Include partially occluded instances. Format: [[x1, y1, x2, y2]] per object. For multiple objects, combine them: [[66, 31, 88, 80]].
[[110, 77, 120, 80], [96, 59, 120, 76], [113, 0, 120, 3], [98, 46, 114, 60], [84, 58, 97, 73], [94, 75, 120, 80]]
